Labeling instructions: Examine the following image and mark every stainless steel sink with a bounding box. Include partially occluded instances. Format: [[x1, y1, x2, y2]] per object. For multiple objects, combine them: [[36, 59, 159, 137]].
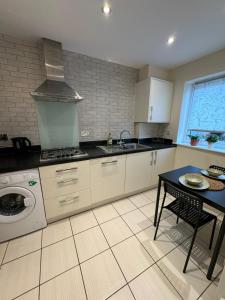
[[97, 143, 151, 153]]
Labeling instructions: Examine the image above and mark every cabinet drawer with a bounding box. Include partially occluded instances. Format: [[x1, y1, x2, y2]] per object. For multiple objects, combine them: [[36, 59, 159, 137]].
[[41, 173, 89, 199], [44, 189, 91, 221], [90, 155, 126, 203], [39, 160, 90, 198], [39, 160, 89, 179]]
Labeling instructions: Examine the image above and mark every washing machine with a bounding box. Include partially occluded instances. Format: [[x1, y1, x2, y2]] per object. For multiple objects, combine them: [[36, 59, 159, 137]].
[[0, 169, 47, 242]]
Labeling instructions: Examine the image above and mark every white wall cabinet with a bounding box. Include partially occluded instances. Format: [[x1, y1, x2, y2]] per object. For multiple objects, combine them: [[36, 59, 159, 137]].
[[135, 77, 173, 123], [90, 155, 126, 203]]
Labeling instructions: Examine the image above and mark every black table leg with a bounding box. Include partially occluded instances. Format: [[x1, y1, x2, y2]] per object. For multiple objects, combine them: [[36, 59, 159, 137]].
[[207, 214, 225, 280], [154, 177, 162, 227]]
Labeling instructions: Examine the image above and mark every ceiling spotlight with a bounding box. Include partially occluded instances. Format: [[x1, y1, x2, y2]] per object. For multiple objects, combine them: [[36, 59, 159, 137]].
[[102, 2, 112, 16], [167, 35, 176, 46]]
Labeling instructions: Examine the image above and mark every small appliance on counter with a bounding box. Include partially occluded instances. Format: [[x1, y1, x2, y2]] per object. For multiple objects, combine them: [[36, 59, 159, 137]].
[[11, 137, 32, 152]]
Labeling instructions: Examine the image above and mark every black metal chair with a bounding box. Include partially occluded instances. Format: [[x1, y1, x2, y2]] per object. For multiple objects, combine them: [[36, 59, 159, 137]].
[[154, 182, 217, 273], [209, 165, 225, 174]]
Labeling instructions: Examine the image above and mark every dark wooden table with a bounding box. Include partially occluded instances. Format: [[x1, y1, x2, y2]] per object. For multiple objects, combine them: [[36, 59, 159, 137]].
[[154, 165, 225, 280]]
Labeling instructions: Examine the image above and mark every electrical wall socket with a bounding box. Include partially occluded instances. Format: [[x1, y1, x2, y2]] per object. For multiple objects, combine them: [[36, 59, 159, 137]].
[[0, 134, 8, 141], [81, 130, 90, 137]]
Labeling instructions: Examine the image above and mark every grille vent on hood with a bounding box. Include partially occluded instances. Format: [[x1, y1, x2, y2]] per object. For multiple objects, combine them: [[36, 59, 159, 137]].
[[31, 38, 83, 102]]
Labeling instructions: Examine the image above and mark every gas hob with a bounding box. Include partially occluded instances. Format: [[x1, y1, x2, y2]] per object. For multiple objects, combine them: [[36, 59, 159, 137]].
[[40, 147, 88, 162]]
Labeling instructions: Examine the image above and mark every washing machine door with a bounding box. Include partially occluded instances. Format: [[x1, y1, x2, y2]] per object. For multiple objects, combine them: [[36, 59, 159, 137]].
[[0, 187, 35, 223]]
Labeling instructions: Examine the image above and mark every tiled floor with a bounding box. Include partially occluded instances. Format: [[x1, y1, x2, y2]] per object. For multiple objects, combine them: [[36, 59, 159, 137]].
[[0, 188, 224, 300]]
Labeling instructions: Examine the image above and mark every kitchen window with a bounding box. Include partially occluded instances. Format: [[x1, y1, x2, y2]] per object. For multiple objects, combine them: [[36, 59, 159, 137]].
[[178, 75, 225, 150]]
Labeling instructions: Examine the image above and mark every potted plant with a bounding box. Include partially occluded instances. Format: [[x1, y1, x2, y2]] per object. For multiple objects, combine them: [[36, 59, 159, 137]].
[[205, 134, 219, 149], [188, 135, 200, 146]]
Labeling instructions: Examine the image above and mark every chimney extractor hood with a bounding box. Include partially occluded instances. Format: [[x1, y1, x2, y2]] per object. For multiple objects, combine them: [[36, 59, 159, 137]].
[[31, 38, 83, 102]]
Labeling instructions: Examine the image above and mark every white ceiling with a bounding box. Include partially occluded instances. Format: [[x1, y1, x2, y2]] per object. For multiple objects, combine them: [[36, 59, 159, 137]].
[[0, 0, 225, 69]]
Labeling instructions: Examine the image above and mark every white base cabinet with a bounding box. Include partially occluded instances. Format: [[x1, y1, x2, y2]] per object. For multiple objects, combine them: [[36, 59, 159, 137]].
[[90, 155, 126, 203], [125, 148, 176, 192], [39, 160, 92, 222], [39, 148, 175, 222], [125, 152, 152, 193], [150, 148, 176, 186]]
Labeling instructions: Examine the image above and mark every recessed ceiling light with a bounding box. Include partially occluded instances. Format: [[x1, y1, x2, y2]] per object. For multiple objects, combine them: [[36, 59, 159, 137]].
[[102, 2, 112, 16], [167, 35, 176, 46]]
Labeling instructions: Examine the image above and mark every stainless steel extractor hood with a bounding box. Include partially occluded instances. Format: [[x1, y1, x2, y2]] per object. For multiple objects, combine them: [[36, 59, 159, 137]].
[[31, 38, 83, 102]]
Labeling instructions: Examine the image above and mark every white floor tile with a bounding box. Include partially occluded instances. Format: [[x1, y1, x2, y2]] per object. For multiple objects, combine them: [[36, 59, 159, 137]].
[[41, 237, 78, 283], [0, 251, 40, 300], [142, 188, 164, 202], [0, 242, 7, 264], [112, 236, 154, 281], [198, 283, 220, 300], [179, 236, 224, 281], [129, 264, 182, 300], [70, 210, 98, 234], [40, 267, 86, 300], [42, 219, 72, 247], [108, 286, 135, 300], [129, 194, 152, 208], [101, 217, 133, 246], [198, 220, 225, 258], [122, 209, 152, 234], [158, 215, 193, 241], [16, 288, 39, 300], [139, 202, 171, 222], [136, 225, 186, 262], [113, 198, 136, 215], [81, 249, 126, 300], [75, 226, 108, 262], [3, 230, 42, 263], [93, 204, 119, 224], [157, 247, 212, 300]]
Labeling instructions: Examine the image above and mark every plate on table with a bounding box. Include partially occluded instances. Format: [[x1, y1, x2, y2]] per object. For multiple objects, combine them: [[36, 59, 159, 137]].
[[201, 169, 225, 181], [179, 175, 210, 190]]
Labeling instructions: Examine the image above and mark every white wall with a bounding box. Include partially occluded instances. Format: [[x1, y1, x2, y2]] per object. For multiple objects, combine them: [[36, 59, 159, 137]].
[[175, 145, 225, 169]]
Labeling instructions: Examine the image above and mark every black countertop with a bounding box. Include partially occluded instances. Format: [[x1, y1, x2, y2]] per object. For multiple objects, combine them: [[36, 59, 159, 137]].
[[0, 138, 176, 174]]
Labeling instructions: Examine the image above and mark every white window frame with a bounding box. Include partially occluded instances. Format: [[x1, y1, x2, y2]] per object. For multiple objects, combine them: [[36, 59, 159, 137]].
[[177, 72, 225, 148]]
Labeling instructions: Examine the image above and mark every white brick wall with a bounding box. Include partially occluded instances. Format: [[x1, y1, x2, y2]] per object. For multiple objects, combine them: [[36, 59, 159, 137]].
[[0, 34, 138, 145]]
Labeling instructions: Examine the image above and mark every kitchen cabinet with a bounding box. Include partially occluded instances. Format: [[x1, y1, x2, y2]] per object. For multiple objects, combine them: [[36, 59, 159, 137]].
[[39, 160, 91, 222], [90, 155, 126, 203], [125, 152, 152, 193], [150, 148, 176, 186], [135, 77, 173, 123], [39, 147, 175, 222], [44, 189, 91, 223], [125, 148, 176, 192]]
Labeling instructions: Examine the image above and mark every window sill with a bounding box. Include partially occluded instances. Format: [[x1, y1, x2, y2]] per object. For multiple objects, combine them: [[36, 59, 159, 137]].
[[177, 143, 225, 155]]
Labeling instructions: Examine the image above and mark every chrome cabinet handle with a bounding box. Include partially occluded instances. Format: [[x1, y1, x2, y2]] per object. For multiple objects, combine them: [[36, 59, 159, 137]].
[[150, 152, 153, 165], [154, 151, 157, 165], [149, 106, 153, 121], [101, 160, 118, 165], [59, 196, 79, 206], [57, 178, 78, 184], [56, 167, 78, 173]]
